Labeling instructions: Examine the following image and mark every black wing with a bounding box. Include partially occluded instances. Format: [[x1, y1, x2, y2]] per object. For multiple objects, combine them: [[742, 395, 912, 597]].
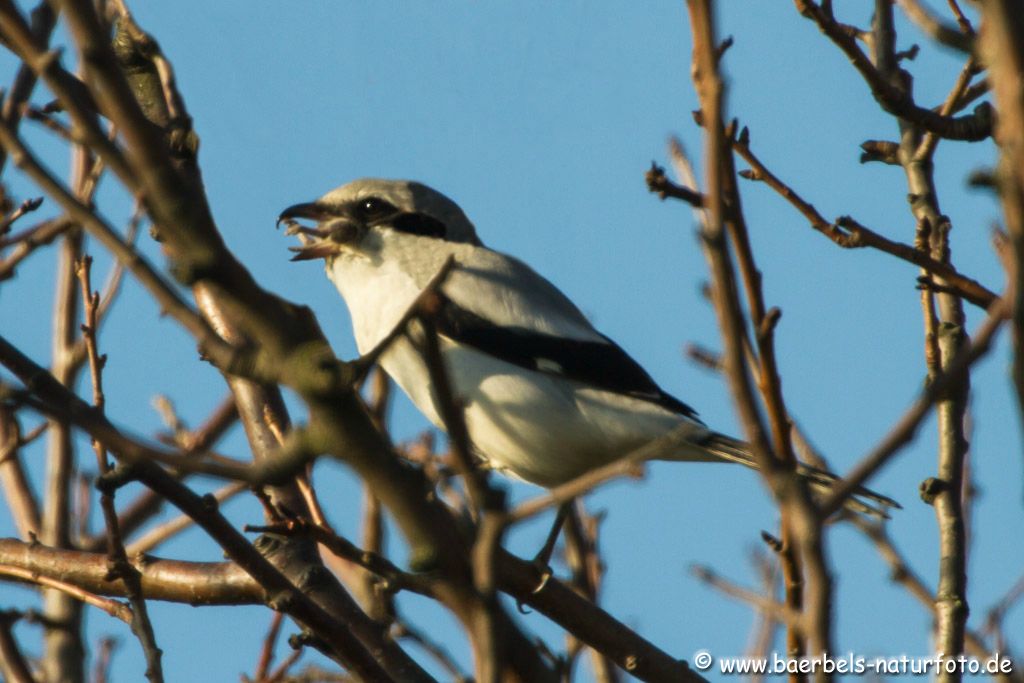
[[433, 298, 701, 421]]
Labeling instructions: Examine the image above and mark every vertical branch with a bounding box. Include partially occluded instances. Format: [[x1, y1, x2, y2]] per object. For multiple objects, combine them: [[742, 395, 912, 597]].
[[977, 1, 1024, 445], [0, 408, 41, 539], [562, 502, 620, 683], [0, 0, 55, 176], [77, 256, 164, 683], [416, 306, 507, 683], [0, 611, 35, 683], [358, 369, 393, 623], [685, 2, 833, 673], [870, 0, 971, 671], [40, 172, 84, 683]]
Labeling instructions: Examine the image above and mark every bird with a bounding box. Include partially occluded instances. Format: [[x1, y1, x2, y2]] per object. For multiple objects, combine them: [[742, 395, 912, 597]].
[[278, 178, 896, 515]]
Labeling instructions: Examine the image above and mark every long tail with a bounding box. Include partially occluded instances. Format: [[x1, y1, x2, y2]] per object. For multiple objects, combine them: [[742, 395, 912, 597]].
[[700, 432, 901, 518]]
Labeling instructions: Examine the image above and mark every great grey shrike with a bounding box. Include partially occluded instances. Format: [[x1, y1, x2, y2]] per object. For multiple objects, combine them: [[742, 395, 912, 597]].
[[279, 178, 895, 514]]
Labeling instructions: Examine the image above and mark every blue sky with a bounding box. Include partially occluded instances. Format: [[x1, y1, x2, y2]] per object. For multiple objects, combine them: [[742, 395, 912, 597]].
[[0, 2, 1020, 680]]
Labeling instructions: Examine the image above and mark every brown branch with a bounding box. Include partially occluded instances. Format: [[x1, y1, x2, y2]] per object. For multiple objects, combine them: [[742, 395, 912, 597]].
[[895, 0, 974, 53], [732, 129, 998, 309], [873, 0, 976, 667], [794, 0, 992, 141], [562, 503, 619, 683], [39, 196, 83, 683], [66, 210, 139, 377], [0, 4, 136, 185], [0, 195, 42, 235], [644, 162, 703, 206], [0, 366, 257, 484], [978, 0, 1024, 480], [0, 0, 56, 176], [0, 407, 41, 539], [77, 255, 164, 683], [0, 609, 36, 683], [851, 517, 1021, 683], [686, 3, 833, 672], [820, 291, 1007, 517], [498, 550, 709, 683], [917, 56, 982, 160], [81, 395, 239, 553], [0, 564, 133, 624], [116, 464, 405, 681], [691, 565, 803, 632], [0, 537, 262, 605], [0, 217, 72, 281], [246, 519, 434, 599], [393, 620, 471, 683], [692, 114, 812, 673], [252, 611, 285, 683], [0, 342, 425, 679], [124, 481, 246, 556], [0, 116, 246, 377]]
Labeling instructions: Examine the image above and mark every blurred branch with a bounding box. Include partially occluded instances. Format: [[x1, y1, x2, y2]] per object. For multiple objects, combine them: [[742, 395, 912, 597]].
[[0, 0, 56, 175], [0, 407, 41, 539], [977, 0, 1024, 452], [77, 255, 164, 683], [685, 2, 831, 673], [895, 0, 974, 53], [124, 481, 246, 556], [691, 565, 803, 632], [0, 609, 36, 683]]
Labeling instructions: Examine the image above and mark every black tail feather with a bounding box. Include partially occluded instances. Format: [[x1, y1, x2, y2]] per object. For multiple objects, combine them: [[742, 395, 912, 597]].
[[700, 433, 901, 518]]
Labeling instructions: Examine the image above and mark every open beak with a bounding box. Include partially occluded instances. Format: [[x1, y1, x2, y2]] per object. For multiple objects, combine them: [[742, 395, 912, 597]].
[[276, 201, 330, 228], [289, 242, 338, 261], [279, 201, 333, 261]]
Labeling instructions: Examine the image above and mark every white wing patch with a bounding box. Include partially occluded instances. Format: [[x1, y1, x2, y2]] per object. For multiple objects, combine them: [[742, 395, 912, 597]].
[[535, 357, 564, 374]]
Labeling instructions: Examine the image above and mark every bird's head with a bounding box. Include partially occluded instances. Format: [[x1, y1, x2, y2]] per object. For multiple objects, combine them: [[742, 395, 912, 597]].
[[278, 178, 480, 261]]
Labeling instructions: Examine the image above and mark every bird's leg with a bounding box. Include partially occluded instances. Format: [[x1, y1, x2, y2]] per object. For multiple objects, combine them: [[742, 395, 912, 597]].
[[531, 501, 572, 593]]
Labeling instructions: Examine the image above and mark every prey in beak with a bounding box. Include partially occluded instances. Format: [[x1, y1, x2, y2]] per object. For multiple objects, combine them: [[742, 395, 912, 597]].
[[278, 202, 362, 261]]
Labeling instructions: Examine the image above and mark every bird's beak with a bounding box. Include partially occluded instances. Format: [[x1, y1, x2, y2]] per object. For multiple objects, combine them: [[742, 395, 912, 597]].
[[289, 241, 338, 261], [279, 200, 338, 261], [279, 201, 364, 262], [277, 201, 329, 228]]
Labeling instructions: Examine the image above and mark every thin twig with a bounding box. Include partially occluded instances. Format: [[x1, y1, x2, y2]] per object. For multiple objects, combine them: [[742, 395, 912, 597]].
[[794, 0, 991, 141], [252, 611, 284, 682], [0, 564, 133, 624], [690, 565, 804, 632], [0, 217, 72, 280], [0, 116, 243, 375], [0, 407, 41, 539], [821, 298, 1005, 517], [77, 255, 164, 683], [895, 0, 973, 52], [0, 195, 42, 235], [850, 516, 1020, 683], [730, 130, 997, 309], [124, 481, 246, 556]]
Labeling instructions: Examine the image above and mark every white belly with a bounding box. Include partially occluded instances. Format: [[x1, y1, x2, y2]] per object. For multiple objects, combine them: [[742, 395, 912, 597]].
[[379, 337, 701, 487]]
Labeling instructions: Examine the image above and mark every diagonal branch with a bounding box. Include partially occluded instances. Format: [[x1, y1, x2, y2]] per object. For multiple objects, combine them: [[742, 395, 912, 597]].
[[731, 129, 998, 309], [794, 0, 992, 141]]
